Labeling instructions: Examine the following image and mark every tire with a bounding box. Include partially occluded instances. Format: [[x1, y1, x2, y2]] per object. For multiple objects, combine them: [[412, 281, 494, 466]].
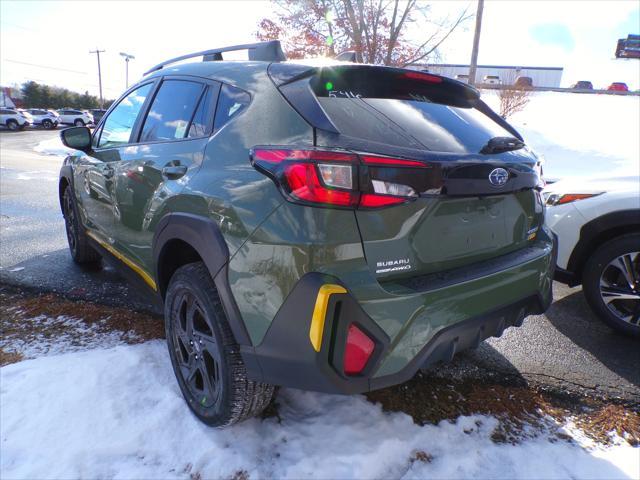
[[74, 119, 85, 127], [165, 262, 274, 427], [62, 185, 102, 265], [42, 119, 53, 129], [6, 119, 18, 131], [582, 233, 640, 337]]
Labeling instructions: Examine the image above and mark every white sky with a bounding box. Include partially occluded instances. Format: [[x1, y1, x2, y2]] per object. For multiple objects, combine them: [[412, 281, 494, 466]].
[[1, 0, 638, 99]]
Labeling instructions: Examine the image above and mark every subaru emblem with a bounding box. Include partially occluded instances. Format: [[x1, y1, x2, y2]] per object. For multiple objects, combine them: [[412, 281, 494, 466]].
[[488, 168, 509, 187]]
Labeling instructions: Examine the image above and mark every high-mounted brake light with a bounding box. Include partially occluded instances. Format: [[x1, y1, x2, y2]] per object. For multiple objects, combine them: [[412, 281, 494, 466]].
[[251, 148, 424, 209], [401, 71, 443, 83]]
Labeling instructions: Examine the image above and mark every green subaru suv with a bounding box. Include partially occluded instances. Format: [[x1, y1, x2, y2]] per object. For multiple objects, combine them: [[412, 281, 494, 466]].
[[58, 41, 554, 427]]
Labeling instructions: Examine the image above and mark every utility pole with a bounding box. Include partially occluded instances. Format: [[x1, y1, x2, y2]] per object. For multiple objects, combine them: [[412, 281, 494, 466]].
[[468, 0, 484, 87], [119, 52, 135, 89], [89, 48, 105, 108]]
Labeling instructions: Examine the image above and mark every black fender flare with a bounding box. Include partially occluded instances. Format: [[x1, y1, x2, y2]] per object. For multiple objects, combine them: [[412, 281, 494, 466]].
[[58, 164, 74, 214], [152, 212, 253, 348], [567, 209, 640, 281]]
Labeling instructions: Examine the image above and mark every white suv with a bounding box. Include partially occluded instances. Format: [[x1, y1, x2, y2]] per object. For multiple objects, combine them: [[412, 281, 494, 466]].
[[545, 176, 640, 337], [25, 108, 60, 129], [57, 109, 94, 126], [0, 108, 30, 130]]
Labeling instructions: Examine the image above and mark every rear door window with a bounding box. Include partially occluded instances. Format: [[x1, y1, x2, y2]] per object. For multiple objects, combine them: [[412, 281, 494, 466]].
[[188, 84, 218, 138], [139, 80, 203, 142]]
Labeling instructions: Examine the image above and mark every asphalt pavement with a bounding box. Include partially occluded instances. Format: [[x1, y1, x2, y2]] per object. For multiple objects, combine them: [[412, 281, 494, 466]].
[[1, 129, 638, 404]]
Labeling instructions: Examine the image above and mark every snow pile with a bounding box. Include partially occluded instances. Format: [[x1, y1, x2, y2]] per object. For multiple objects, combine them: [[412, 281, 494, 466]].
[[2, 342, 638, 480], [483, 91, 640, 180], [33, 137, 74, 157]]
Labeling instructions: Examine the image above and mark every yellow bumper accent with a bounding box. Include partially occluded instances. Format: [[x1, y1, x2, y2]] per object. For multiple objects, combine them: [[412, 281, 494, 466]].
[[310, 284, 347, 352], [86, 231, 157, 291]]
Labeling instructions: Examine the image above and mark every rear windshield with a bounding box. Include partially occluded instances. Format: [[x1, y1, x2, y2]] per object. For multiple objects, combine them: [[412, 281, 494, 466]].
[[318, 97, 512, 154], [310, 66, 512, 154]]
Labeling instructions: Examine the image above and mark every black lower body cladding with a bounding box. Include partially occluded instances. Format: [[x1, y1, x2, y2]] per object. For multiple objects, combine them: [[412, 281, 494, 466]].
[[241, 272, 549, 395]]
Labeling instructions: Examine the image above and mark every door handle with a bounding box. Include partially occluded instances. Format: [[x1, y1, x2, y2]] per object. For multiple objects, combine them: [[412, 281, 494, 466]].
[[162, 165, 188, 179]]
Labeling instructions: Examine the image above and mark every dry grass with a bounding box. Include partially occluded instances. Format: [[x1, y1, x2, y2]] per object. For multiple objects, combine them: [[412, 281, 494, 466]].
[[0, 348, 24, 366], [367, 371, 639, 446], [0, 287, 164, 364]]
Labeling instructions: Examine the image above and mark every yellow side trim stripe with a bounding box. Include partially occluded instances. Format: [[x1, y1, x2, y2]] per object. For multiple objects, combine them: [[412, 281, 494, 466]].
[[86, 231, 157, 291], [310, 284, 347, 352]]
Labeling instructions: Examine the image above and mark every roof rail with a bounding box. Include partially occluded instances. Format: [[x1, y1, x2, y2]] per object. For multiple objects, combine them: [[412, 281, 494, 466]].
[[144, 40, 286, 75]]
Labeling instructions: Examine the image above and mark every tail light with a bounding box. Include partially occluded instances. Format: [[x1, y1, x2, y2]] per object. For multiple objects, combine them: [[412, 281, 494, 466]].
[[251, 147, 428, 209], [343, 324, 375, 375]]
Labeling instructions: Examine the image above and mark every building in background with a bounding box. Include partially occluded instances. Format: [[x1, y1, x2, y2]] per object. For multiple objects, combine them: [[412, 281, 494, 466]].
[[414, 64, 564, 87]]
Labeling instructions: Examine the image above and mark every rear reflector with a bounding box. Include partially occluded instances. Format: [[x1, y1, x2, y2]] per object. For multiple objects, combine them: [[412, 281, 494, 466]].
[[344, 324, 375, 375]]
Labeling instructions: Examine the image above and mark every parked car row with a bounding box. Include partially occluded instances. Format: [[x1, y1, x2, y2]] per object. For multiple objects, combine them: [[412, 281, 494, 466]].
[[0, 107, 105, 131], [454, 75, 534, 87], [450, 74, 631, 92], [570, 81, 630, 91]]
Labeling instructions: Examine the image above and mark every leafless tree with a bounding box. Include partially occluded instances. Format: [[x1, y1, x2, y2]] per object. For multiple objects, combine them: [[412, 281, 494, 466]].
[[497, 74, 533, 119], [257, 0, 472, 67]]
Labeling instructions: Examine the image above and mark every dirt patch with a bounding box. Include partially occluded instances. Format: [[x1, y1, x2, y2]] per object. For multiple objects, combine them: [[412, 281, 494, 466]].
[[367, 371, 639, 446], [0, 348, 24, 366], [0, 287, 164, 363]]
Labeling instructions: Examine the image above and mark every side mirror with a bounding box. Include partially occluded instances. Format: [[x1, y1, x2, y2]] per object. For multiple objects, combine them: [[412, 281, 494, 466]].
[[60, 127, 91, 151]]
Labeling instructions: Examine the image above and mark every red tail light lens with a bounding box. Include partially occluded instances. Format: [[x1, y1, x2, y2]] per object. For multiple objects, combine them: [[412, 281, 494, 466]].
[[344, 324, 375, 375], [284, 163, 354, 206], [251, 148, 428, 209]]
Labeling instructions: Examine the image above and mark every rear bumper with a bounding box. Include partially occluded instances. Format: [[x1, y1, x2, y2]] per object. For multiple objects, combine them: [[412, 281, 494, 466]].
[[241, 235, 555, 394]]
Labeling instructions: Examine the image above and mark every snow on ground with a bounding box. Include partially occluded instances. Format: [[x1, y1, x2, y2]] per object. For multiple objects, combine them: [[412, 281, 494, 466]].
[[0, 313, 142, 359], [1, 342, 638, 480], [33, 136, 74, 157], [482, 91, 640, 180]]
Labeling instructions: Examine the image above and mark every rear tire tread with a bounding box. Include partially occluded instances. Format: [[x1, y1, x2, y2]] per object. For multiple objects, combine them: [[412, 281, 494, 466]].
[[167, 262, 274, 427]]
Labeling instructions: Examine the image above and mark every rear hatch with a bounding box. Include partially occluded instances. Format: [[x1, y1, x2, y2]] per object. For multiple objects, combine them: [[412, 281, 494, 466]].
[[269, 64, 545, 282]]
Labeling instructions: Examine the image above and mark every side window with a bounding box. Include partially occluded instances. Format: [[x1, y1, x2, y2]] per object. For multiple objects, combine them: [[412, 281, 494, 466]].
[[213, 84, 250, 133], [188, 84, 218, 138], [98, 83, 152, 149], [139, 80, 203, 143]]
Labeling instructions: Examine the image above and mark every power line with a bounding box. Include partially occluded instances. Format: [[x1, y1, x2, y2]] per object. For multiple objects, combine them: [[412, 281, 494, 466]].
[[3, 59, 87, 75]]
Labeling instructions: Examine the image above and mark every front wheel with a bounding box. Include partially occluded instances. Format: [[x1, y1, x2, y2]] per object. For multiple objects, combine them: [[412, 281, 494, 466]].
[[165, 262, 274, 427], [6, 119, 18, 131], [42, 119, 53, 129], [74, 119, 85, 127], [582, 234, 640, 337]]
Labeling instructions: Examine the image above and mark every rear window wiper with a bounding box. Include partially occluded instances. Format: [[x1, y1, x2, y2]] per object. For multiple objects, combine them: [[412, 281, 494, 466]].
[[480, 136, 525, 154]]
